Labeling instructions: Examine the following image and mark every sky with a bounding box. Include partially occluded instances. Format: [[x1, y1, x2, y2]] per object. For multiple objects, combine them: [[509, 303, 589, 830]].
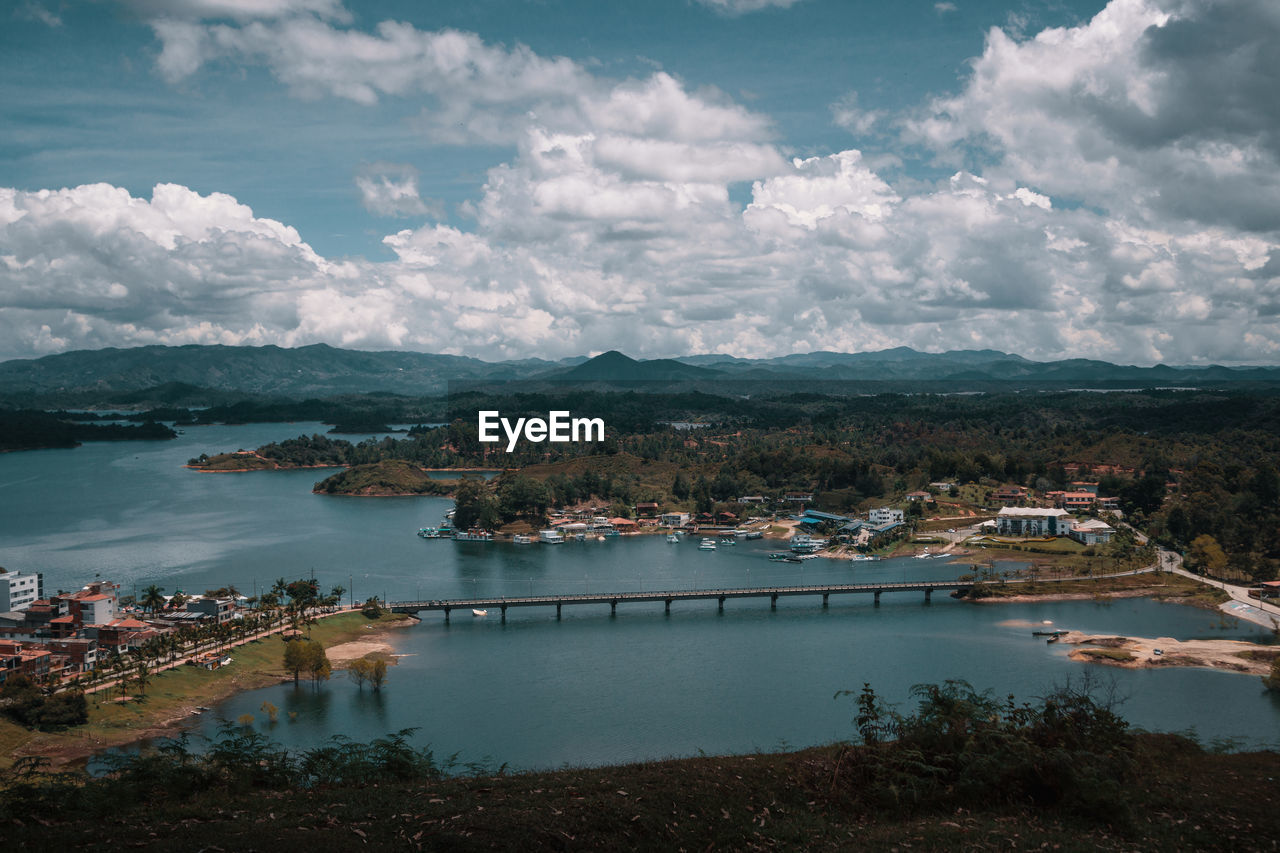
[[1, 0, 1277, 366]]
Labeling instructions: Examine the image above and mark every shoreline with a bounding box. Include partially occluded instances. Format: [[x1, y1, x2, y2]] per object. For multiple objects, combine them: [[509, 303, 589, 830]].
[[4, 611, 417, 770], [1058, 630, 1277, 676]]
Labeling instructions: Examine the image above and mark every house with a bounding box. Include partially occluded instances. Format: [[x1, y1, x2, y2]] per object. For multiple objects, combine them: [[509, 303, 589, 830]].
[[1069, 482, 1100, 495], [609, 517, 638, 530], [991, 486, 1028, 506], [660, 512, 690, 528], [801, 509, 852, 524], [868, 507, 905, 526], [905, 491, 932, 502], [1057, 492, 1096, 511], [186, 598, 237, 625], [929, 482, 955, 492], [996, 507, 1074, 537], [1098, 496, 1121, 511], [0, 640, 52, 685], [739, 495, 766, 504], [784, 493, 814, 503], [1070, 518, 1115, 545], [635, 502, 660, 517], [0, 571, 43, 613]]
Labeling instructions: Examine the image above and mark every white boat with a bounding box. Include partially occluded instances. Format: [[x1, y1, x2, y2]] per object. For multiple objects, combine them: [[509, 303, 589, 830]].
[[472, 609, 488, 617], [666, 534, 679, 543], [512, 534, 533, 544], [418, 527, 442, 539], [454, 529, 493, 542], [914, 547, 932, 559], [849, 553, 879, 562], [699, 538, 717, 551], [538, 529, 565, 544]]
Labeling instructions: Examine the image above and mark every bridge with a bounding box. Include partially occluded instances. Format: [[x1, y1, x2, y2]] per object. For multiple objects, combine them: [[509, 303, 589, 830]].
[[390, 579, 974, 621]]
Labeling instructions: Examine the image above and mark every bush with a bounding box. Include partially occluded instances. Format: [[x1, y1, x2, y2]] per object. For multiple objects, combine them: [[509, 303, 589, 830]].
[[834, 680, 1134, 822]]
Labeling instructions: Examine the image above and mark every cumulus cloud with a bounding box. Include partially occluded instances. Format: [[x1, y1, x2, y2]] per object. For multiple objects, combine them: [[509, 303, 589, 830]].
[[2, 0, 1276, 365], [354, 164, 438, 218], [905, 0, 1280, 233]]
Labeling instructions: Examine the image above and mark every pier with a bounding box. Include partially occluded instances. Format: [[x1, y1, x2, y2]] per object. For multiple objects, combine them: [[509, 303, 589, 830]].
[[390, 580, 973, 621]]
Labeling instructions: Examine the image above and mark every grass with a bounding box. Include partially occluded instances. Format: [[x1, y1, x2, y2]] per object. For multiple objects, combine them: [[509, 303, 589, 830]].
[[1077, 648, 1136, 662], [0, 612, 412, 770], [966, 570, 1225, 604], [3, 735, 1278, 850]]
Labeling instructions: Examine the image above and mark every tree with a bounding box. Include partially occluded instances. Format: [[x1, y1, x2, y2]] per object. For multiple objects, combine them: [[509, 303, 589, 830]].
[[368, 658, 388, 691], [306, 642, 331, 686], [1264, 656, 1280, 692], [282, 638, 309, 684], [349, 658, 371, 690], [1187, 534, 1229, 576], [141, 584, 166, 614]]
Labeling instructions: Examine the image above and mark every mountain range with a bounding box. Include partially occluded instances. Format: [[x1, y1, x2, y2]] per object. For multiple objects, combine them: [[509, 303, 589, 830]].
[[1, 344, 1278, 403]]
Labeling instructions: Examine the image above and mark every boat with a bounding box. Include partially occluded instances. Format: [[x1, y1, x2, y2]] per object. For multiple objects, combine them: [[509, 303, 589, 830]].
[[744, 531, 763, 540], [914, 547, 932, 559], [512, 534, 533, 544], [768, 552, 792, 561], [849, 553, 879, 562], [538, 529, 565, 544], [454, 529, 493, 541], [667, 534, 679, 543], [418, 527, 442, 539], [1032, 630, 1067, 637], [699, 538, 717, 551], [472, 609, 488, 617], [790, 535, 822, 554]]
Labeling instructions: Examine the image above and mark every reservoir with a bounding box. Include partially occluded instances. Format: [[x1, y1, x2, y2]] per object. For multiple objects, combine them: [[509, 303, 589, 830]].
[[2, 423, 1277, 768]]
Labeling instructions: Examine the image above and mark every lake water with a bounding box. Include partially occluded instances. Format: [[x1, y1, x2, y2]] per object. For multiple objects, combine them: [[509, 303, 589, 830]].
[[2, 423, 1277, 768]]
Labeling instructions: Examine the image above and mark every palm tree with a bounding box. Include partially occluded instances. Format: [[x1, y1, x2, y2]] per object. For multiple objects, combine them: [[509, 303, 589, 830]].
[[141, 584, 166, 614]]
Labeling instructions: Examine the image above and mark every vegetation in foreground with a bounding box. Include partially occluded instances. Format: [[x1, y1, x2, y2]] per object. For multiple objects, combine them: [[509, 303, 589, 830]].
[[2, 681, 1278, 850]]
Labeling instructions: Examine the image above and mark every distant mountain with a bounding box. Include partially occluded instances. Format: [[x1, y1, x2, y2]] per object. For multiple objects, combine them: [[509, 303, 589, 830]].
[[554, 351, 723, 382], [1, 343, 1277, 405]]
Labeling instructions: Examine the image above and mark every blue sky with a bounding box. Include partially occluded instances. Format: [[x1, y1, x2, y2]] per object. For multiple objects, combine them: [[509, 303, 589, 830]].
[[1, 0, 1277, 364]]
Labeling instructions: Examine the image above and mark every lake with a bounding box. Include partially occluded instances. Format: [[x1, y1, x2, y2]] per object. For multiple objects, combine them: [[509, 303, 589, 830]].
[[2, 423, 1277, 769]]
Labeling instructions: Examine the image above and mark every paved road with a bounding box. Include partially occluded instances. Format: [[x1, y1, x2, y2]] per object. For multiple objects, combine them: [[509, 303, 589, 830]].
[[1158, 548, 1280, 630]]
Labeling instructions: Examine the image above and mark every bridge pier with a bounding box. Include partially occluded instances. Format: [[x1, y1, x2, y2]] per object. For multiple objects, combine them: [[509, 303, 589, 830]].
[[664, 598, 672, 615], [443, 607, 451, 622], [556, 602, 562, 619], [924, 589, 932, 604], [770, 593, 777, 611], [822, 593, 829, 608], [501, 604, 508, 622], [718, 596, 725, 613], [874, 591, 881, 606], [610, 599, 617, 616]]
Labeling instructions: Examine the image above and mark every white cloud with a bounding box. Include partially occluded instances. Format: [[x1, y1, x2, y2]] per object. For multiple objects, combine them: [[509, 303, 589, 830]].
[[694, 0, 806, 15], [16, 2, 62, 27], [934, 2, 957, 14], [355, 164, 437, 218]]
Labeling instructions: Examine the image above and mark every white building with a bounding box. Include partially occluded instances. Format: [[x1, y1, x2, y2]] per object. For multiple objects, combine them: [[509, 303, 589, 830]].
[[868, 507, 905, 526], [1070, 518, 1115, 545], [660, 512, 690, 527], [0, 571, 42, 613], [996, 507, 1074, 537]]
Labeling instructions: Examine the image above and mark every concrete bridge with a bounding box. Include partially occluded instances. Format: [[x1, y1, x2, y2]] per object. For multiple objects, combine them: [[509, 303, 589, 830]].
[[390, 580, 974, 621]]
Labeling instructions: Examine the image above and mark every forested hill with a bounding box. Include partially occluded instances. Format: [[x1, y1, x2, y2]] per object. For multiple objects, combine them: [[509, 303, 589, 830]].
[[3, 344, 1279, 403]]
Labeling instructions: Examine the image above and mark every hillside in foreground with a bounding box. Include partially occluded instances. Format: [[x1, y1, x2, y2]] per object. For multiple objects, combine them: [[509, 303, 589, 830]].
[[2, 735, 1277, 851]]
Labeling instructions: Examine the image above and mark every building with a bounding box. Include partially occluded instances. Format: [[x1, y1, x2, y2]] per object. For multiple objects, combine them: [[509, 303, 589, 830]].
[[1070, 518, 1115, 545], [868, 507, 905, 526], [784, 493, 814, 503], [660, 512, 690, 528], [991, 486, 1029, 506], [996, 507, 1074, 537], [1069, 482, 1100, 495], [186, 598, 237, 625], [1057, 492, 1097, 511], [904, 491, 932, 502], [0, 571, 43, 613], [634, 502, 660, 517], [0, 639, 52, 685]]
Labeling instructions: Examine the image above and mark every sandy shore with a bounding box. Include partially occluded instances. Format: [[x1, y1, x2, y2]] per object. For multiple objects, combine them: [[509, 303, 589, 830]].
[[326, 618, 416, 665], [1058, 630, 1276, 675]]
